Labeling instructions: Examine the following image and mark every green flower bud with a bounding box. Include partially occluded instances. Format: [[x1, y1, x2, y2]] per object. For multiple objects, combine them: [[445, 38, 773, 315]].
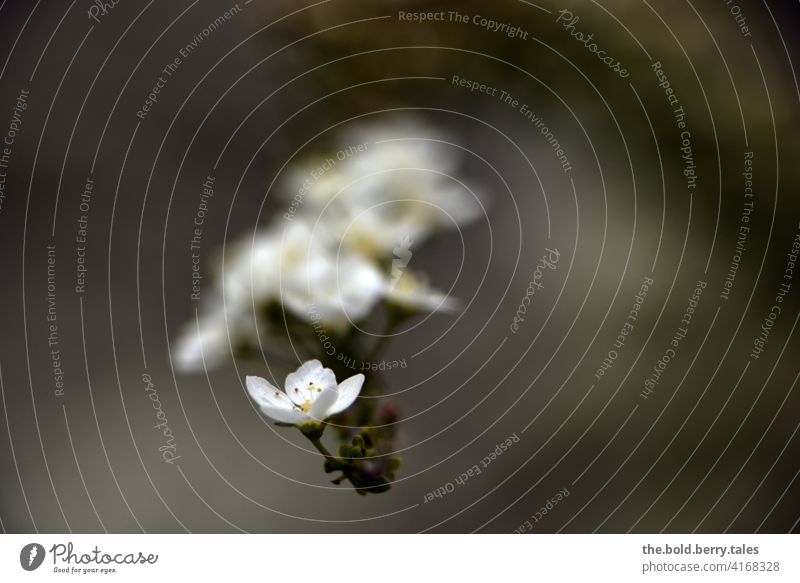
[[298, 421, 325, 440]]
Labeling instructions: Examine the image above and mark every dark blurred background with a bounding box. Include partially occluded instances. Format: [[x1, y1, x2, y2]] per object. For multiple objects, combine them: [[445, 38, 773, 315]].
[[0, 0, 799, 533]]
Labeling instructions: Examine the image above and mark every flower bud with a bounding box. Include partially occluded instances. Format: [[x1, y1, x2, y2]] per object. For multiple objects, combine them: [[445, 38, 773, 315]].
[[298, 421, 324, 440]]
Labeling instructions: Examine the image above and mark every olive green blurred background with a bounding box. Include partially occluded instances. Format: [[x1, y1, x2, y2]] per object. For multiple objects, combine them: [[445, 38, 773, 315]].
[[0, 0, 798, 532]]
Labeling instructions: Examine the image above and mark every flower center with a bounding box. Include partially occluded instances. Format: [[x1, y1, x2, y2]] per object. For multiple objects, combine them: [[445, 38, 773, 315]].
[[292, 382, 323, 413]]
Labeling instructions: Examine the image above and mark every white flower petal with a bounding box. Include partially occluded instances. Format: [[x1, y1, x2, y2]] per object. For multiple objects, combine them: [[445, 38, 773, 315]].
[[246, 376, 286, 408], [284, 359, 337, 394], [246, 376, 308, 424], [281, 250, 385, 328], [385, 270, 461, 314], [309, 385, 340, 420], [174, 317, 230, 372], [285, 386, 309, 407], [246, 361, 365, 424], [257, 402, 309, 425], [223, 234, 280, 309], [223, 219, 333, 314], [329, 373, 364, 416], [429, 184, 483, 226]]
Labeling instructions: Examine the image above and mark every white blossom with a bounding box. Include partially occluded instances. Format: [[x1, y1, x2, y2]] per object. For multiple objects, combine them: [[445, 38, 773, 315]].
[[246, 360, 364, 424], [385, 270, 461, 314], [287, 122, 483, 258], [173, 310, 255, 373]]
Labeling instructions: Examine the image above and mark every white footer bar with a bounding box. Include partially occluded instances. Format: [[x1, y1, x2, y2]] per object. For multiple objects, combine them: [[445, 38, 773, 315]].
[[0, 534, 797, 582]]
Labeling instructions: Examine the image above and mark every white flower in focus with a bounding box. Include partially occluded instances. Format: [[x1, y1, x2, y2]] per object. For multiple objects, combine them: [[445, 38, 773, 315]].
[[385, 270, 461, 314], [246, 359, 364, 424]]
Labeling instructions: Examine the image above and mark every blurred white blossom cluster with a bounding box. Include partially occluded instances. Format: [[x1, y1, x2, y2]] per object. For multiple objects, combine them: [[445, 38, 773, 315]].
[[174, 120, 483, 373]]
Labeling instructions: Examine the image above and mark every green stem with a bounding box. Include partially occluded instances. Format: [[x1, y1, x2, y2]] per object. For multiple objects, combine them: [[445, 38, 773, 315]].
[[308, 436, 334, 461], [301, 426, 339, 464]]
